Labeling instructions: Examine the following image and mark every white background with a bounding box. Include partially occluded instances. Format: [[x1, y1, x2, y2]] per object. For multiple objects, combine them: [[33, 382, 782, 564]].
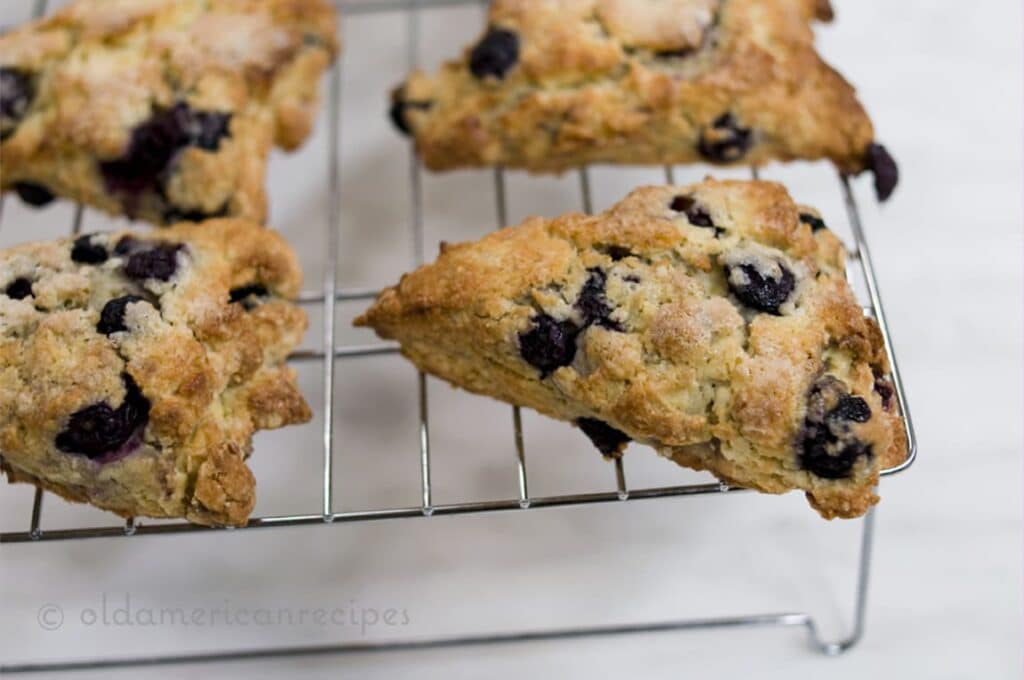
[[1, 0, 1021, 678]]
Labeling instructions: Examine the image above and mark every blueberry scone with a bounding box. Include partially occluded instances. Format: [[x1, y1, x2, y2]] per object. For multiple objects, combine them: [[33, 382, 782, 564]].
[[391, 0, 899, 200], [0, 0, 338, 225], [0, 219, 311, 526], [356, 180, 907, 518]]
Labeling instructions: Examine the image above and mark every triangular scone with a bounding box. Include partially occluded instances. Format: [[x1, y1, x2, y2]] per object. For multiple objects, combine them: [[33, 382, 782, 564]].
[[357, 180, 907, 518], [0, 219, 311, 526], [0, 0, 338, 225], [391, 0, 898, 200]]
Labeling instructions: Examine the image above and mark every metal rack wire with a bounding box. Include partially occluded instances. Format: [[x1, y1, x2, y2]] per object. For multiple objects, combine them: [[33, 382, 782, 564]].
[[0, 0, 917, 672]]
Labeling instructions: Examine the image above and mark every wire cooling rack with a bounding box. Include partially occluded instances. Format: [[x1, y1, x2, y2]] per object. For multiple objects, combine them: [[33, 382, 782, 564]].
[[0, 0, 917, 672]]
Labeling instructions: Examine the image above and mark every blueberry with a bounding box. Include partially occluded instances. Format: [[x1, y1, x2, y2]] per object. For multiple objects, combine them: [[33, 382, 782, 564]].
[[576, 417, 630, 456], [799, 213, 827, 232], [725, 260, 795, 315], [873, 376, 894, 411], [388, 93, 432, 136], [600, 245, 634, 261], [229, 284, 268, 310], [13, 182, 54, 207], [99, 102, 231, 201], [122, 243, 184, 281], [698, 113, 752, 163], [518, 313, 579, 376], [832, 394, 871, 423], [55, 374, 150, 460], [113, 236, 140, 256], [97, 295, 146, 335], [71, 235, 109, 264], [161, 203, 228, 224], [865, 143, 899, 202], [671, 194, 724, 236], [4, 277, 32, 300], [469, 28, 520, 79], [797, 377, 873, 479], [575, 269, 623, 330], [188, 111, 231, 151], [0, 68, 34, 141]]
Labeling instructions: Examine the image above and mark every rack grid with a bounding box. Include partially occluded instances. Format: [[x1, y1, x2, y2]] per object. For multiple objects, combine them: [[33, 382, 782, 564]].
[[0, 0, 917, 672]]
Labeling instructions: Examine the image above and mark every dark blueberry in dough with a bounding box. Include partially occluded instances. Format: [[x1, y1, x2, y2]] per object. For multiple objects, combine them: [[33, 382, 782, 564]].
[[865, 143, 898, 202], [576, 417, 630, 457], [113, 236, 141, 256], [654, 47, 697, 59], [797, 377, 873, 479], [388, 94, 432, 136], [671, 194, 723, 235], [161, 202, 228, 224], [71, 235, 109, 264], [873, 376, 894, 411], [725, 261, 795, 315], [832, 394, 871, 423], [518, 313, 579, 376], [188, 111, 232, 151], [799, 212, 827, 232], [575, 269, 623, 330], [469, 28, 520, 79], [97, 295, 146, 335], [99, 103, 231, 198], [122, 243, 184, 282], [55, 374, 150, 460], [600, 245, 634, 261], [4, 277, 32, 300], [13, 182, 54, 207], [698, 113, 752, 163], [799, 422, 871, 480], [229, 284, 269, 310], [0, 68, 34, 140]]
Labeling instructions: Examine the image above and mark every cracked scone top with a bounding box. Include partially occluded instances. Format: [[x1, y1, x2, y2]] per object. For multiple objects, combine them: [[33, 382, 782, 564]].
[[0, 0, 338, 225], [391, 0, 899, 200], [357, 179, 907, 518], [0, 219, 311, 526]]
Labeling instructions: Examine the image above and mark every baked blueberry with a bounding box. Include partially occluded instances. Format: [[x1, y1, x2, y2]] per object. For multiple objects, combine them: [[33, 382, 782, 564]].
[[229, 284, 269, 310], [575, 269, 622, 330], [698, 113, 752, 163], [865, 143, 899, 202], [0, 67, 34, 140], [97, 295, 146, 335], [873, 376, 894, 411], [799, 212, 827, 232], [5, 277, 33, 300], [518, 313, 578, 376], [576, 417, 630, 456], [600, 245, 634, 261], [122, 243, 184, 281], [725, 260, 795, 315], [55, 374, 150, 460], [188, 111, 232, 151], [797, 377, 873, 479], [100, 103, 232, 199], [13, 182, 55, 207], [389, 94, 432, 136], [469, 28, 520, 79], [71, 235, 109, 264]]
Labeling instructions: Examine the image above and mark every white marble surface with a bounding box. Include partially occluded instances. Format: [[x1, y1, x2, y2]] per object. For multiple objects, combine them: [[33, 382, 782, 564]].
[[1, 0, 1021, 678]]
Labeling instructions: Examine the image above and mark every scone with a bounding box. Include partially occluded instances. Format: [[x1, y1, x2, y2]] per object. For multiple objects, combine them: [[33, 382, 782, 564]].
[[0, 0, 338, 225], [0, 219, 311, 526], [356, 179, 907, 518], [390, 0, 899, 200]]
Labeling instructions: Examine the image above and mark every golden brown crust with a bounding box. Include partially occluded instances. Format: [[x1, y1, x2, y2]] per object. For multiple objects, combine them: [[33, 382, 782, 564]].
[[394, 0, 876, 173], [0, 0, 338, 225], [356, 179, 907, 518], [0, 218, 311, 526]]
